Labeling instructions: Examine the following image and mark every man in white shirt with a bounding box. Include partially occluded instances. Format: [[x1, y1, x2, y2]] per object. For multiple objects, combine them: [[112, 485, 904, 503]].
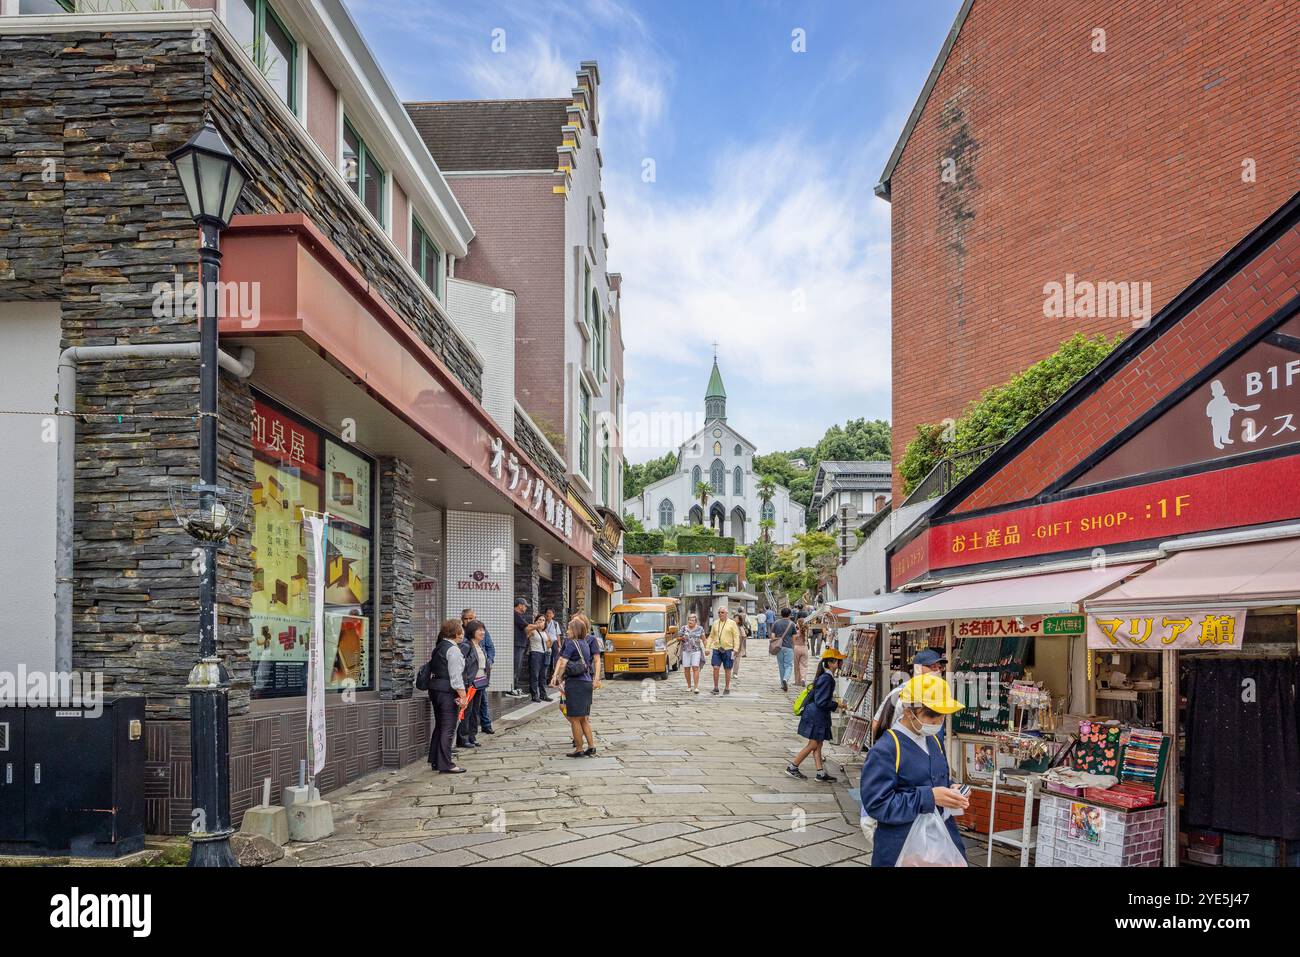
[[871, 649, 947, 740]]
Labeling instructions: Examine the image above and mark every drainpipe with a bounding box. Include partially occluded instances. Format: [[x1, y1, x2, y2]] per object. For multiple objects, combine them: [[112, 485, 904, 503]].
[[55, 344, 255, 672]]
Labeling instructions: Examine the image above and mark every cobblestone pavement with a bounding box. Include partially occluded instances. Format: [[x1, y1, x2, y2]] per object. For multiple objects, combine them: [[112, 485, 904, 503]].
[[276, 648, 879, 867]]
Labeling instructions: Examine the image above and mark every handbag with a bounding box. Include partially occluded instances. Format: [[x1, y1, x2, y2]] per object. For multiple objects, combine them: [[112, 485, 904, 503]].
[[768, 620, 789, 656], [415, 659, 433, 692], [564, 637, 590, 678]]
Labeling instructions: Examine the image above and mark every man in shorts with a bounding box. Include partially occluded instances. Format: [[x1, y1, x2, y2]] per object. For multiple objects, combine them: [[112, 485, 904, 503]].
[[706, 605, 740, 696]]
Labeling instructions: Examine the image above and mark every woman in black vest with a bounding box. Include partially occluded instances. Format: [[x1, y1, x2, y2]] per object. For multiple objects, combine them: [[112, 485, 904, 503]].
[[427, 619, 468, 774]]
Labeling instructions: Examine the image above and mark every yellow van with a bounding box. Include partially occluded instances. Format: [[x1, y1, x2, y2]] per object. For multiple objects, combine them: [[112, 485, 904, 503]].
[[603, 597, 681, 679]]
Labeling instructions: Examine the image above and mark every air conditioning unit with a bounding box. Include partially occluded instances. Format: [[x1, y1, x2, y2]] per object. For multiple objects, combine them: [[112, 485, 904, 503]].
[[0, 696, 145, 858]]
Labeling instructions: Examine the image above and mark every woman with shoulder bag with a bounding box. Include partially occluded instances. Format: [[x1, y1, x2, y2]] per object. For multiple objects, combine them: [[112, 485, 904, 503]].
[[733, 610, 748, 679], [550, 616, 603, 757], [426, 619, 469, 774]]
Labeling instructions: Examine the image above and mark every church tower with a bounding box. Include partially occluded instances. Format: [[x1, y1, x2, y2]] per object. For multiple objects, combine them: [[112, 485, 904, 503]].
[[704, 357, 726, 423]]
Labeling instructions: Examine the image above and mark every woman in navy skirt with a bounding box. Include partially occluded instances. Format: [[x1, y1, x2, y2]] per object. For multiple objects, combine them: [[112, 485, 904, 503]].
[[787, 646, 846, 782]]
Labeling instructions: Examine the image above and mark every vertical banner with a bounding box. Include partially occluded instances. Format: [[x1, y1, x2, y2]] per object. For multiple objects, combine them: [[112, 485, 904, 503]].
[[303, 512, 328, 777]]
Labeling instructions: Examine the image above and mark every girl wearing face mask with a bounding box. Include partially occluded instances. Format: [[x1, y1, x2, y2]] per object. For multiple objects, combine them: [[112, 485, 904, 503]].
[[858, 673, 969, 866], [786, 646, 848, 782]]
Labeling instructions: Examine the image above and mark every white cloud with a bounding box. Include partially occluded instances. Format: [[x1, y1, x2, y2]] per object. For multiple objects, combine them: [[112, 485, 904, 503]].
[[608, 137, 892, 462]]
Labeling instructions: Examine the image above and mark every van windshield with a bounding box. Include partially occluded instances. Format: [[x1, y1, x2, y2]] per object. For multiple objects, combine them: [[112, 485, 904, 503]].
[[610, 610, 665, 634]]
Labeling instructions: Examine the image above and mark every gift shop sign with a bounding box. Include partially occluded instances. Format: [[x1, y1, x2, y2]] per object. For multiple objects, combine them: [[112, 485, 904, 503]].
[[1087, 609, 1246, 650], [892, 452, 1300, 586], [456, 569, 502, 592], [955, 615, 1084, 639]]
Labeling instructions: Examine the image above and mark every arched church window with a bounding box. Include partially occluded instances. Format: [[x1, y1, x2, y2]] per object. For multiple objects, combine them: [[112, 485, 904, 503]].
[[713, 441, 722, 456], [692, 465, 701, 488], [733, 466, 743, 496], [734, 444, 742, 456], [658, 499, 675, 528], [710, 459, 725, 494], [761, 500, 775, 523]]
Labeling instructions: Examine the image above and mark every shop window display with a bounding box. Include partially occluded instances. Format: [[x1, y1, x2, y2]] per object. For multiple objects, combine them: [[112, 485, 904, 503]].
[[249, 396, 375, 699]]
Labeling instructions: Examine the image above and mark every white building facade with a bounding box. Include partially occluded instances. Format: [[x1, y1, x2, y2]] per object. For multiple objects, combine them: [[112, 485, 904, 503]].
[[633, 360, 805, 545]]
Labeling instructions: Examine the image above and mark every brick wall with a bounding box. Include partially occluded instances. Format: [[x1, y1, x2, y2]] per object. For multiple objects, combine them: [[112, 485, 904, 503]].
[[888, 0, 1300, 498], [447, 174, 567, 443], [1036, 794, 1165, 867], [957, 222, 1300, 512]]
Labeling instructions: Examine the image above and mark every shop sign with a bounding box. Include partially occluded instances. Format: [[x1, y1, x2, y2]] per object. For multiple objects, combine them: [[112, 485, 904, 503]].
[[489, 436, 575, 540], [1073, 316, 1300, 487], [908, 453, 1300, 584], [953, 615, 1084, 638], [456, 569, 502, 592], [1044, 614, 1085, 635], [1086, 609, 1246, 650]]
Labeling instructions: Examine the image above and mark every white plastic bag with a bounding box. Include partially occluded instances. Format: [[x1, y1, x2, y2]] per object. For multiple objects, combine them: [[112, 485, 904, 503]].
[[896, 810, 967, 867]]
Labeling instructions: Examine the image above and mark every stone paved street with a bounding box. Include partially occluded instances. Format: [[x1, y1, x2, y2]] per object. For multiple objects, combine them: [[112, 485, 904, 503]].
[[276, 650, 877, 867]]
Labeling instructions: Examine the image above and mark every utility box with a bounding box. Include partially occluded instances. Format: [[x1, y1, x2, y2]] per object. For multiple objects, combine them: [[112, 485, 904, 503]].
[[0, 696, 145, 857]]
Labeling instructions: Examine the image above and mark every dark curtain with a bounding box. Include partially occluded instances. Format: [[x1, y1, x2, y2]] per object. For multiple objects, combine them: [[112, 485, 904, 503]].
[[1184, 657, 1300, 840]]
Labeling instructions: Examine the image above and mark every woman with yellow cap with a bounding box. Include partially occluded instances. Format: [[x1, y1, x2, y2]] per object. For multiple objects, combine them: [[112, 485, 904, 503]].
[[858, 673, 970, 866], [786, 646, 847, 782]]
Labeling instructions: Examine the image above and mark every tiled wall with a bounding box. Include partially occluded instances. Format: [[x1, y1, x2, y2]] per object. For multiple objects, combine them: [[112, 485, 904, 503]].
[[444, 511, 514, 693]]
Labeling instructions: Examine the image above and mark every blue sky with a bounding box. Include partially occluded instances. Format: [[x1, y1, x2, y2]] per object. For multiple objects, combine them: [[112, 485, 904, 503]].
[[347, 0, 965, 461]]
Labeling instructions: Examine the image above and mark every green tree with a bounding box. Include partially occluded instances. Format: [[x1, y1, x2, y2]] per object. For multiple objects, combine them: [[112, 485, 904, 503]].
[[622, 512, 646, 535], [657, 575, 678, 595], [899, 332, 1123, 497], [624, 450, 679, 501]]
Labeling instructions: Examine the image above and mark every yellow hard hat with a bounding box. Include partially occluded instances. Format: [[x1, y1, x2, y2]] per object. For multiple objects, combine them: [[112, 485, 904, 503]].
[[820, 646, 847, 661], [898, 673, 963, 714]]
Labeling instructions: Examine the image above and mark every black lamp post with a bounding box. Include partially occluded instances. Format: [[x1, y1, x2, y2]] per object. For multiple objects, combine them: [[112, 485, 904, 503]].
[[167, 117, 250, 868], [708, 552, 717, 619]]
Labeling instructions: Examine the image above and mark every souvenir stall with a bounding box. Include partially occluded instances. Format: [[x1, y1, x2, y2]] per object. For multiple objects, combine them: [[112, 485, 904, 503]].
[[878, 191, 1300, 867], [860, 564, 1148, 862], [1083, 537, 1300, 868]]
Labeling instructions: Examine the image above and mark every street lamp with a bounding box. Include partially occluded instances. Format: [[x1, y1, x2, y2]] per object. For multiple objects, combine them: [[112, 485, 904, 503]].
[[167, 116, 250, 869]]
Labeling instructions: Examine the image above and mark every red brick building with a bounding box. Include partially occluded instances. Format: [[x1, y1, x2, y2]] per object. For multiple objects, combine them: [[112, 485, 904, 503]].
[[880, 0, 1300, 498]]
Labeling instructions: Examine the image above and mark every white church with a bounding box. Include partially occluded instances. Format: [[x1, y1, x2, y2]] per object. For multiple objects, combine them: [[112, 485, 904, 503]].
[[633, 359, 806, 546]]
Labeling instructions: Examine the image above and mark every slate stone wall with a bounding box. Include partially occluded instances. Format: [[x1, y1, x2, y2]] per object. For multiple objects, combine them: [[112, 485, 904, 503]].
[[377, 456, 415, 699], [0, 27, 482, 719]]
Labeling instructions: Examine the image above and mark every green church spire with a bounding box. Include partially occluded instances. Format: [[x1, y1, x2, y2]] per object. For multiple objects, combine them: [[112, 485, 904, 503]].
[[704, 354, 726, 422]]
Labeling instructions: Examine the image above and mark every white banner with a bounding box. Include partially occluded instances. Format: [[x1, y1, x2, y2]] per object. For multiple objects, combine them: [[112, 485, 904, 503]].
[[1087, 609, 1247, 650], [303, 512, 328, 776]]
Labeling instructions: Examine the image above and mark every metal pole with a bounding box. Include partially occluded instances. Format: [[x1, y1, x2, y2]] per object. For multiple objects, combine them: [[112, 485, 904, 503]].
[[187, 221, 237, 868]]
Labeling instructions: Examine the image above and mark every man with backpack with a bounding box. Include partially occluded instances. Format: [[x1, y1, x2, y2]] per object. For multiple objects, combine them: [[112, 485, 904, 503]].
[[769, 607, 798, 692]]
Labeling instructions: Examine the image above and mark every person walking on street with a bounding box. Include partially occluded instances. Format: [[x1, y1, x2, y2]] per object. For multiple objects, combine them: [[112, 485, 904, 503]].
[[706, 605, 740, 696], [426, 619, 468, 774], [678, 612, 705, 693], [859, 673, 968, 866], [771, 607, 797, 692], [793, 618, 810, 686], [786, 646, 847, 782], [461, 608, 497, 735], [527, 612, 553, 702], [550, 616, 603, 757], [733, 610, 749, 680], [544, 607, 563, 678], [456, 620, 489, 749], [871, 649, 947, 742], [508, 598, 530, 697]]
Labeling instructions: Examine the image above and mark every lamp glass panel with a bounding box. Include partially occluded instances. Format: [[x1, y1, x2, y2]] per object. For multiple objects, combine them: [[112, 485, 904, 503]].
[[219, 163, 247, 226], [197, 150, 228, 220], [172, 150, 202, 220]]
